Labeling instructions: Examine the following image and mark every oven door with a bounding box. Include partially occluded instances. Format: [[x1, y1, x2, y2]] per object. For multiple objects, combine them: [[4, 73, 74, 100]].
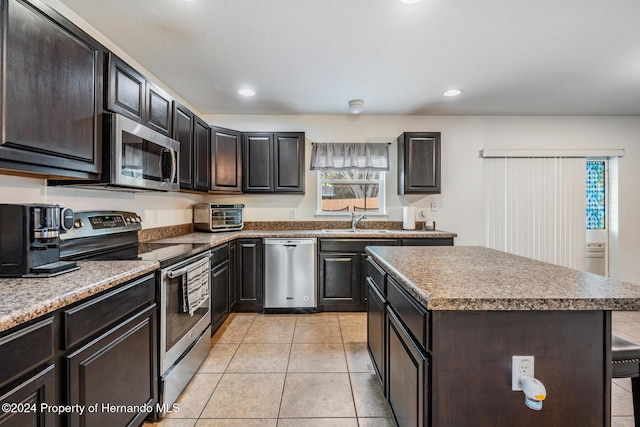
[[160, 252, 211, 375], [111, 113, 179, 191]]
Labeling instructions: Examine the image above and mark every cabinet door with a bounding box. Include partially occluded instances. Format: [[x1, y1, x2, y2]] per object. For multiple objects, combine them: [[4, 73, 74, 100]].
[[318, 252, 360, 310], [0, 365, 56, 427], [235, 240, 263, 312], [106, 53, 145, 122], [228, 241, 237, 311], [211, 260, 230, 333], [210, 126, 242, 193], [398, 132, 441, 194], [0, 0, 104, 177], [193, 117, 210, 192], [145, 82, 172, 136], [173, 102, 195, 190], [274, 132, 305, 193], [367, 280, 386, 387], [242, 133, 273, 192], [66, 305, 157, 427], [386, 307, 427, 427]]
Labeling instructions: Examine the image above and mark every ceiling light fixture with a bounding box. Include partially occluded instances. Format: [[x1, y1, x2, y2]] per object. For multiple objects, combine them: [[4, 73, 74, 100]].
[[238, 88, 255, 97], [348, 99, 364, 114], [443, 89, 462, 97], [398, 0, 422, 4]]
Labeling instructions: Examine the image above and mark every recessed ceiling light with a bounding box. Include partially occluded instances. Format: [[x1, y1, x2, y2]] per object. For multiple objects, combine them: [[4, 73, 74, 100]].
[[238, 89, 255, 97], [398, 0, 422, 4], [443, 89, 462, 97]]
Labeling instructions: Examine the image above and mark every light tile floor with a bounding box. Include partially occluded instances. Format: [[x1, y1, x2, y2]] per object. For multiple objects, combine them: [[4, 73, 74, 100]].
[[146, 312, 392, 427], [146, 311, 640, 427]]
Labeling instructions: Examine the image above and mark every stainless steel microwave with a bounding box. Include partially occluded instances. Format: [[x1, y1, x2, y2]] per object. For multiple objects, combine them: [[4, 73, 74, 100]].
[[49, 113, 179, 192]]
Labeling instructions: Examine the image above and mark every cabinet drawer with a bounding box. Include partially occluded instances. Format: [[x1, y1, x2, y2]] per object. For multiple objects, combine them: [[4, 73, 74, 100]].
[[366, 257, 386, 296], [319, 239, 400, 253], [387, 276, 427, 350], [401, 238, 453, 246], [0, 318, 54, 389], [211, 243, 229, 266], [63, 274, 155, 349]]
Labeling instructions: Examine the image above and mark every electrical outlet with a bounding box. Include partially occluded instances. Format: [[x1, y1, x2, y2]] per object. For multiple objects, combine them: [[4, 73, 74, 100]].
[[289, 209, 295, 219], [512, 356, 534, 390]]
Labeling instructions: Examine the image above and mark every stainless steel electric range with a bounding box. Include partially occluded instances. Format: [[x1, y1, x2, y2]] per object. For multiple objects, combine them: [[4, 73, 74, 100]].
[[60, 211, 212, 419]]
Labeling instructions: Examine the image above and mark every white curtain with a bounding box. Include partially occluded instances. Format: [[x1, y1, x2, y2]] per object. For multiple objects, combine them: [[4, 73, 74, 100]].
[[310, 143, 390, 171], [483, 157, 586, 270]]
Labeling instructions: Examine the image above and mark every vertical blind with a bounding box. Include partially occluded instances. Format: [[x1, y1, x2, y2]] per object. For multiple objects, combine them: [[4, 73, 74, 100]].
[[483, 157, 586, 270]]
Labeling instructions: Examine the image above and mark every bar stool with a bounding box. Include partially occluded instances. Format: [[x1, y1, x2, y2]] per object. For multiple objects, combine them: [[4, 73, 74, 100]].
[[612, 335, 640, 426]]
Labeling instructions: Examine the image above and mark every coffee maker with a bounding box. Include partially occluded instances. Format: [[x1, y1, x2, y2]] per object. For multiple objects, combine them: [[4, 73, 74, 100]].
[[0, 204, 78, 277]]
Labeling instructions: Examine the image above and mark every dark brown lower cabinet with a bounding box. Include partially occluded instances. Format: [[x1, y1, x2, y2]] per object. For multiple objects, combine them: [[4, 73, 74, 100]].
[[211, 244, 230, 333], [234, 239, 263, 312], [65, 305, 157, 427], [0, 365, 56, 427], [318, 239, 401, 312], [318, 252, 360, 311], [367, 280, 386, 384], [386, 307, 427, 427]]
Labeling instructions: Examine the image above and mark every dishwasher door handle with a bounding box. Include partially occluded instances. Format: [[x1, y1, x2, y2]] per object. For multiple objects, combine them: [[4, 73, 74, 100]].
[[284, 244, 297, 248]]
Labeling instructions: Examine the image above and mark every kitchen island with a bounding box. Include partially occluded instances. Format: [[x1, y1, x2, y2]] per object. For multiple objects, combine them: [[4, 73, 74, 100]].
[[365, 245, 640, 427]]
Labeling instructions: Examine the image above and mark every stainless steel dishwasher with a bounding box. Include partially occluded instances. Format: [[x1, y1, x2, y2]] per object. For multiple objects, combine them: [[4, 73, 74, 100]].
[[264, 238, 317, 310]]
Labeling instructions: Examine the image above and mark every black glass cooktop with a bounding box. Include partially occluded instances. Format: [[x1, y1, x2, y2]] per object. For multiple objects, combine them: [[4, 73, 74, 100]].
[[80, 242, 210, 267]]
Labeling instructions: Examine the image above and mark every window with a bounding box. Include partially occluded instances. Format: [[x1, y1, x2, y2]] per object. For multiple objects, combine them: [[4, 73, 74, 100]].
[[310, 142, 390, 216], [317, 169, 386, 215], [586, 160, 606, 230]]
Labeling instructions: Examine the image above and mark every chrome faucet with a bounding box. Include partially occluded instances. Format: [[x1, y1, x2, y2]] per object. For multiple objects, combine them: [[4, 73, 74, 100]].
[[351, 212, 367, 230]]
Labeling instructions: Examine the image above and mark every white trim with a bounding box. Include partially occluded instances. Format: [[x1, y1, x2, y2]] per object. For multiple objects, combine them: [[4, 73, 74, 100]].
[[480, 149, 625, 158]]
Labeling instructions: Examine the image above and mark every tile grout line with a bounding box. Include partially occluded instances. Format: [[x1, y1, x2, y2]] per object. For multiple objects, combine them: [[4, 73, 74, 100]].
[[274, 316, 296, 423], [340, 315, 362, 424], [194, 314, 256, 420]]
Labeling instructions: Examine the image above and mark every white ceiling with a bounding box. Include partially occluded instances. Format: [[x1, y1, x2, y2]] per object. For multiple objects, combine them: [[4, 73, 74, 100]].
[[58, 0, 640, 116]]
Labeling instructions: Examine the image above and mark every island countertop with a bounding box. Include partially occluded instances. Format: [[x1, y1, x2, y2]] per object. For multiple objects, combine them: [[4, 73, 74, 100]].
[[365, 245, 640, 311]]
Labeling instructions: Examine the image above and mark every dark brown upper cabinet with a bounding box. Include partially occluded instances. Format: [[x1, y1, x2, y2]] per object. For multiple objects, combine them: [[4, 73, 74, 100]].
[[0, 0, 104, 178], [106, 53, 145, 122], [242, 132, 305, 193], [193, 117, 210, 192], [145, 82, 172, 136], [210, 126, 242, 193], [173, 101, 195, 190], [397, 132, 441, 194], [106, 53, 173, 137]]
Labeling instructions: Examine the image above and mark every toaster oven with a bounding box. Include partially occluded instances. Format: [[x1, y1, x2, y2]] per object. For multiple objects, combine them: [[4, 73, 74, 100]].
[[193, 203, 244, 232]]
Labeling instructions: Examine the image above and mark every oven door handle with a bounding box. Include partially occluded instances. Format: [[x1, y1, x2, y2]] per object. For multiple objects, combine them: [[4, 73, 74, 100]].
[[166, 266, 189, 279]]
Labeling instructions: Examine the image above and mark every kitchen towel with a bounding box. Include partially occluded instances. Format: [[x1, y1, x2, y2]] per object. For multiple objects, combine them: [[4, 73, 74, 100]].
[[403, 206, 416, 230]]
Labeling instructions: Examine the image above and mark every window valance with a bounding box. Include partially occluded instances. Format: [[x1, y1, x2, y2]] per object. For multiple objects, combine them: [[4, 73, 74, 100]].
[[310, 142, 390, 171]]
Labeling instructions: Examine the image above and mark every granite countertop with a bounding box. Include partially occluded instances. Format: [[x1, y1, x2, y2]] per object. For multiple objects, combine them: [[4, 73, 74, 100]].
[[366, 245, 640, 311], [0, 260, 158, 333], [0, 228, 455, 334]]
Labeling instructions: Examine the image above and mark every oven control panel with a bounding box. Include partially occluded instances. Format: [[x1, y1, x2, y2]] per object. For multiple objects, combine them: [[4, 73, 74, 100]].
[[89, 214, 127, 229], [60, 211, 142, 240]]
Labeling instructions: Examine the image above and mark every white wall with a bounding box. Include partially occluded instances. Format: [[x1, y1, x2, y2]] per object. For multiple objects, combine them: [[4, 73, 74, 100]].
[[6, 1, 640, 283], [203, 114, 640, 283], [2, 116, 639, 281]]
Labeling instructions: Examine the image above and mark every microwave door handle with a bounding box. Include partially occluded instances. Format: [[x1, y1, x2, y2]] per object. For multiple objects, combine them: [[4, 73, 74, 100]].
[[160, 148, 177, 184], [169, 148, 177, 183], [167, 266, 188, 279]]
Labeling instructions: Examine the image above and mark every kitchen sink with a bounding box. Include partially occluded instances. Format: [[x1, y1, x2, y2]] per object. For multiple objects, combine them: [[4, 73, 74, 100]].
[[321, 229, 391, 234]]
